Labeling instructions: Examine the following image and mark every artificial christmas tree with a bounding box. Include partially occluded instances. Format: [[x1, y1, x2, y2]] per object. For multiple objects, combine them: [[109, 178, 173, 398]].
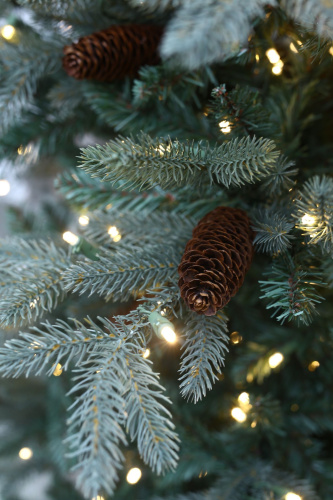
[[0, 1, 333, 500]]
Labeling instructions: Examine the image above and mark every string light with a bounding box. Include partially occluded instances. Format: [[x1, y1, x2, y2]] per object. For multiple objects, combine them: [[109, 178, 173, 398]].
[[255, 54, 260, 61], [308, 360, 320, 372], [79, 215, 90, 226], [126, 467, 142, 484], [1, 25, 15, 40], [238, 392, 250, 404], [251, 420, 257, 428], [160, 326, 177, 344], [19, 447, 33, 460], [92, 496, 105, 500], [0, 180, 10, 197], [53, 363, 63, 376], [268, 352, 284, 368], [231, 407, 247, 423], [285, 493, 302, 500], [272, 60, 284, 75], [63, 231, 79, 246], [290, 42, 298, 53], [219, 120, 231, 133], [266, 48, 280, 64], [329, 46, 333, 56], [142, 348, 150, 359], [230, 331, 242, 344], [108, 226, 122, 242], [301, 214, 316, 225]]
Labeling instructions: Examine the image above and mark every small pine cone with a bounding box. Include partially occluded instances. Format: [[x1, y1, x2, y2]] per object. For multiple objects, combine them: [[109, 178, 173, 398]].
[[178, 207, 254, 316], [63, 24, 163, 82]]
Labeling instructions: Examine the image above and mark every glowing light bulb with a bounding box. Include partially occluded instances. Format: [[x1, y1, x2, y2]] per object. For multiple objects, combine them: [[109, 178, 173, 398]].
[[231, 407, 247, 423], [160, 326, 176, 343], [53, 363, 63, 376], [230, 331, 242, 344], [268, 352, 284, 368], [0, 179, 10, 197], [126, 467, 142, 484], [329, 46, 333, 56], [238, 392, 250, 404], [143, 348, 150, 359], [272, 64, 283, 75], [1, 25, 15, 40], [255, 54, 260, 61], [63, 231, 79, 246], [308, 360, 320, 372], [301, 214, 316, 225], [19, 447, 33, 460], [79, 215, 89, 226], [92, 496, 105, 500], [290, 42, 298, 53], [108, 226, 120, 241], [251, 420, 257, 428], [113, 234, 122, 242], [266, 48, 280, 64], [219, 120, 231, 133], [285, 493, 302, 500]]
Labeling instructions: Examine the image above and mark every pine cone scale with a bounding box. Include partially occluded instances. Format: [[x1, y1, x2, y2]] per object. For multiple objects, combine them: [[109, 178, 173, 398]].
[[178, 207, 254, 316]]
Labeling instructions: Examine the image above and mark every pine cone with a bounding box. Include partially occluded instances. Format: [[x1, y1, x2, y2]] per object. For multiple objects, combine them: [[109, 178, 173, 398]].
[[63, 25, 163, 82], [178, 207, 254, 316]]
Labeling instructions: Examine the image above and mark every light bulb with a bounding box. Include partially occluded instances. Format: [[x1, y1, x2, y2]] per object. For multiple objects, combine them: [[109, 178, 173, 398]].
[[160, 326, 176, 343], [92, 496, 105, 500], [53, 363, 63, 376], [108, 226, 119, 238], [272, 60, 284, 75], [126, 467, 142, 484], [301, 214, 316, 225], [62, 231, 79, 246], [113, 234, 122, 242], [329, 46, 333, 56], [78, 215, 89, 226], [308, 360, 320, 372], [1, 25, 15, 40], [230, 331, 242, 344], [231, 407, 247, 423], [238, 392, 250, 404], [143, 348, 150, 359], [290, 42, 298, 53], [255, 54, 260, 61], [19, 447, 33, 460], [0, 180, 10, 196], [268, 352, 284, 368], [285, 493, 302, 500], [266, 48, 280, 64], [219, 120, 231, 133]]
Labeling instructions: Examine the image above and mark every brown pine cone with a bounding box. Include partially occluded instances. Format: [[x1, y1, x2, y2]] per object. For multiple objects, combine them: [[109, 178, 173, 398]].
[[63, 24, 163, 82], [178, 207, 254, 316]]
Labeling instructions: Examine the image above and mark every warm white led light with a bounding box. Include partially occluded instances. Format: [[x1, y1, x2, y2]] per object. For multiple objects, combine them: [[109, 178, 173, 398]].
[[231, 407, 247, 423], [160, 326, 176, 343], [268, 352, 284, 368], [126, 467, 142, 485], [329, 46, 333, 56], [113, 234, 122, 242], [238, 392, 250, 404], [92, 496, 105, 500], [308, 360, 320, 372], [272, 64, 283, 75], [1, 25, 15, 40], [53, 363, 63, 376], [78, 215, 89, 226], [285, 493, 302, 500], [143, 348, 150, 359], [301, 214, 316, 225], [0, 180, 10, 196], [266, 48, 280, 64], [290, 42, 298, 53], [219, 120, 231, 133], [63, 231, 79, 246], [19, 447, 33, 460], [108, 226, 119, 238]]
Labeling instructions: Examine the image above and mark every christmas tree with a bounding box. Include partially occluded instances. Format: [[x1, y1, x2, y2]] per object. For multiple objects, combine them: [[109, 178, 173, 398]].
[[0, 1, 333, 499]]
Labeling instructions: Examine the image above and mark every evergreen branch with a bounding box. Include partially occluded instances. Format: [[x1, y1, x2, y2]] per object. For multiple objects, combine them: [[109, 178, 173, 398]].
[[124, 350, 179, 473], [0, 317, 112, 377], [259, 255, 325, 325], [78, 133, 278, 191], [0, 239, 71, 327], [81, 209, 194, 249], [63, 247, 179, 301], [210, 84, 271, 137], [179, 311, 229, 403], [67, 347, 128, 498], [160, 0, 273, 69], [295, 175, 333, 253], [260, 155, 298, 195], [281, 0, 333, 40], [252, 209, 295, 254]]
